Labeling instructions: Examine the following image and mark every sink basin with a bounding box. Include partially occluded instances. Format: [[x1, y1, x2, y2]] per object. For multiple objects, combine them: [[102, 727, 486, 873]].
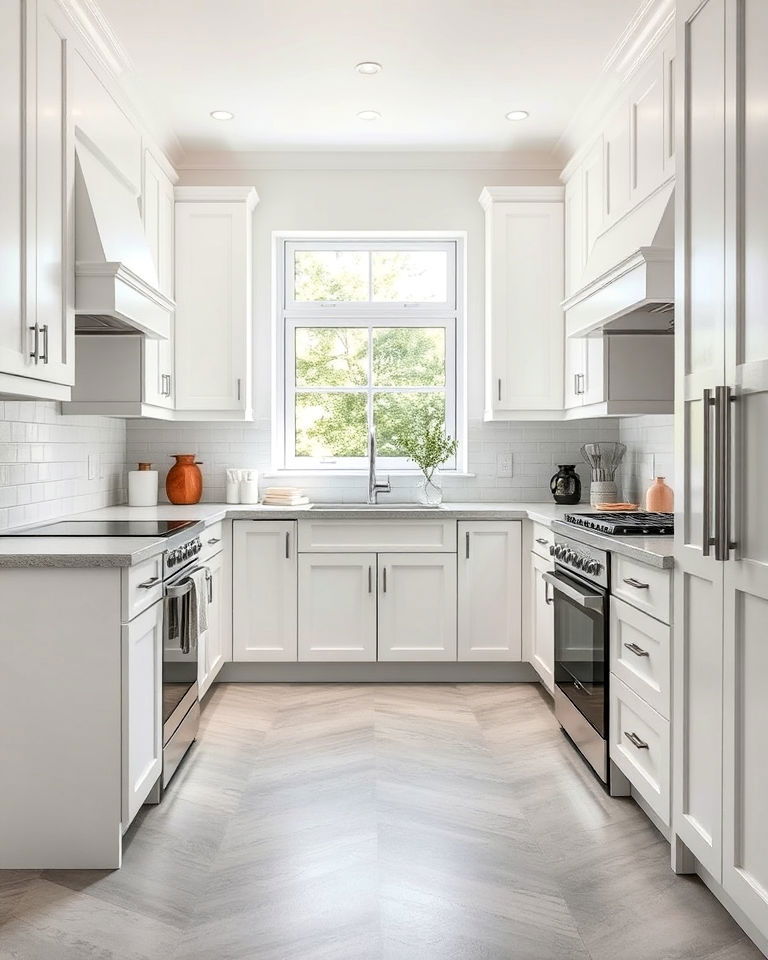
[[310, 503, 441, 511]]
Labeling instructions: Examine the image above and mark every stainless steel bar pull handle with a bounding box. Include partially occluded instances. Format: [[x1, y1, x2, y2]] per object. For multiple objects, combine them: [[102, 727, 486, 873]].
[[574, 373, 580, 396], [382, 567, 387, 593], [368, 565, 372, 594], [497, 378, 502, 402], [535, 538, 549, 546], [465, 532, 470, 559], [208, 537, 221, 545], [703, 388, 716, 557], [715, 385, 736, 560], [545, 581, 554, 605], [622, 577, 649, 589], [625, 731, 649, 750], [29, 323, 39, 363], [138, 576, 160, 589], [206, 569, 213, 603], [624, 641, 649, 658], [285, 531, 290, 559], [40, 324, 49, 364]]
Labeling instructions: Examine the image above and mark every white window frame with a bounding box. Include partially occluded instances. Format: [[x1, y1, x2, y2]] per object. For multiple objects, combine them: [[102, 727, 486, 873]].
[[273, 233, 466, 474]]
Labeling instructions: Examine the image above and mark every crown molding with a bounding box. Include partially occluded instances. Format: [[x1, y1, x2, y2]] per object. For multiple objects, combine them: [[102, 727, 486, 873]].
[[56, 0, 134, 77], [554, 0, 674, 171], [55, 0, 185, 167], [175, 149, 563, 173], [479, 186, 564, 210], [174, 186, 259, 209]]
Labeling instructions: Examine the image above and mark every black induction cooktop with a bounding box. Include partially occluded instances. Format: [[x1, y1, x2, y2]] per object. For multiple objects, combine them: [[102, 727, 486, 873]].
[[1, 519, 198, 538]]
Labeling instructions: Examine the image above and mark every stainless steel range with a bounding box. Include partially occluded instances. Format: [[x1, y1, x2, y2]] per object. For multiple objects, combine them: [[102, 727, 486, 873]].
[[545, 534, 611, 783]]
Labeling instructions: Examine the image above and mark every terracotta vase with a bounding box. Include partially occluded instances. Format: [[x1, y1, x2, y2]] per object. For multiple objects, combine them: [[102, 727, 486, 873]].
[[645, 476, 674, 512], [166, 454, 203, 505]]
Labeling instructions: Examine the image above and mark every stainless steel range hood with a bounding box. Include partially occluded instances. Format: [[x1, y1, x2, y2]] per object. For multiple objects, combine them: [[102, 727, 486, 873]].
[[563, 181, 674, 337], [74, 135, 173, 339]]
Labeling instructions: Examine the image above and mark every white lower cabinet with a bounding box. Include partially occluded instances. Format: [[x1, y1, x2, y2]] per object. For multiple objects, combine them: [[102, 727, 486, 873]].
[[122, 599, 163, 828], [199, 549, 225, 698], [610, 675, 670, 825], [233, 521, 297, 661], [298, 553, 377, 662], [530, 551, 555, 692], [377, 554, 457, 661], [458, 522, 521, 661]]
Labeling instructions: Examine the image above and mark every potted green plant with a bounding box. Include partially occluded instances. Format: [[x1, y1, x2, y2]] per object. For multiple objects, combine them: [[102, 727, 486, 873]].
[[397, 419, 458, 506]]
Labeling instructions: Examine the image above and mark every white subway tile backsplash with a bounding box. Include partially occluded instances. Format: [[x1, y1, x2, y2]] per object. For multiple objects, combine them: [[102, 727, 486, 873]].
[[0, 401, 126, 532], [125, 416, 622, 505], [619, 415, 675, 507]]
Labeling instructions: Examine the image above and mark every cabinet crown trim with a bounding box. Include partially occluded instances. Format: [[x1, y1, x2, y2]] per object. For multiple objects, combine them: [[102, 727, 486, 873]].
[[174, 186, 259, 209], [478, 186, 564, 210]]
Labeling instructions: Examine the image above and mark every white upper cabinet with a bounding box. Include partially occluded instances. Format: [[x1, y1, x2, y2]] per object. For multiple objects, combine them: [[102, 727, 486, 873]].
[[174, 187, 258, 419], [563, 24, 675, 299], [458, 522, 522, 661], [480, 187, 564, 419], [142, 149, 176, 409], [0, 0, 74, 400]]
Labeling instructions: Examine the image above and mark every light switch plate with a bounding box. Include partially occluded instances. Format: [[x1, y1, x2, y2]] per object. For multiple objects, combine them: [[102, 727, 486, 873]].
[[496, 453, 513, 477]]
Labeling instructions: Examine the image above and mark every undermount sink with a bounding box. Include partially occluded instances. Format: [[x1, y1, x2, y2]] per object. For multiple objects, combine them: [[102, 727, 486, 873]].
[[310, 503, 442, 510]]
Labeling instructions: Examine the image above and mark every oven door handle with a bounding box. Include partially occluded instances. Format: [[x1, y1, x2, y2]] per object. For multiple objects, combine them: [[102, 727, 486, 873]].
[[542, 571, 604, 610]]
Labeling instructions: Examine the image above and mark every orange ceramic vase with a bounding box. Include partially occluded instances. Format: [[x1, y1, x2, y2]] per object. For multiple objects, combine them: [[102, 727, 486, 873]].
[[645, 476, 674, 512], [166, 454, 203, 504]]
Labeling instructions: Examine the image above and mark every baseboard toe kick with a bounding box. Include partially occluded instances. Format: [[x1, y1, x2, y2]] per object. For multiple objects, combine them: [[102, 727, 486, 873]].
[[216, 661, 539, 683]]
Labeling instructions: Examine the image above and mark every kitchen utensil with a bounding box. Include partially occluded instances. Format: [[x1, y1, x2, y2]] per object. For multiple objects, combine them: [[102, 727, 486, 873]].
[[580, 442, 627, 481]]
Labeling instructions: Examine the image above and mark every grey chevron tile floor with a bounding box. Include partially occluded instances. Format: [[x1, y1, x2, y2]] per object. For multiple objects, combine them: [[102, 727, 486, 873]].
[[1, 682, 763, 960]]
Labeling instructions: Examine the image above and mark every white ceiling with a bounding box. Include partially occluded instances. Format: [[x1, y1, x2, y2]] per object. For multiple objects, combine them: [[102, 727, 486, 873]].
[[98, 0, 641, 158]]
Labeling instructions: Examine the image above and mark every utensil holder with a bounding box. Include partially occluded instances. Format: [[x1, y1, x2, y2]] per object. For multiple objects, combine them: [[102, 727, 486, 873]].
[[590, 480, 618, 506]]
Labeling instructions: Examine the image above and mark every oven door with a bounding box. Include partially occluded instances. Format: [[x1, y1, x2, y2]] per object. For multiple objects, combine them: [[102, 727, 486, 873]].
[[163, 568, 203, 746], [544, 568, 608, 737]]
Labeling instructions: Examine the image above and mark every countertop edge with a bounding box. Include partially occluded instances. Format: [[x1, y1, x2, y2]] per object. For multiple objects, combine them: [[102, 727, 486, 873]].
[[0, 505, 675, 569]]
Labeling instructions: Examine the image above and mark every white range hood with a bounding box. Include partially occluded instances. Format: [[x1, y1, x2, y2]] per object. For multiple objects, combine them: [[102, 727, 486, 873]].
[[563, 181, 674, 337], [74, 135, 173, 339]]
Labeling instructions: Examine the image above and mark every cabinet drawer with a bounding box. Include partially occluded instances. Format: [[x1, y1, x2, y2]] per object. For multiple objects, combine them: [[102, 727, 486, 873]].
[[613, 554, 672, 623], [610, 597, 670, 719], [298, 519, 457, 553], [531, 522, 554, 560], [200, 521, 224, 561], [122, 553, 163, 622], [610, 675, 670, 825]]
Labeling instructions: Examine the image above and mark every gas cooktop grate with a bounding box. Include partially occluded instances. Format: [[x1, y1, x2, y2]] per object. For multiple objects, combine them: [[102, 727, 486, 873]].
[[563, 512, 674, 535]]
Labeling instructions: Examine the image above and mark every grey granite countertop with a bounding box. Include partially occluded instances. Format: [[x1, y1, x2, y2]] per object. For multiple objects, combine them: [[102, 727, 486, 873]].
[[0, 502, 675, 569]]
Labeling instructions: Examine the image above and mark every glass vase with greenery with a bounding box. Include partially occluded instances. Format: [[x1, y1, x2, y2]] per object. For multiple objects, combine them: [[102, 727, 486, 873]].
[[396, 419, 458, 506]]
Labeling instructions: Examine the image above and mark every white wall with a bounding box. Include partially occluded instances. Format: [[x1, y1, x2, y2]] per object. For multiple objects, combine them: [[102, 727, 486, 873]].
[[0, 401, 126, 531]]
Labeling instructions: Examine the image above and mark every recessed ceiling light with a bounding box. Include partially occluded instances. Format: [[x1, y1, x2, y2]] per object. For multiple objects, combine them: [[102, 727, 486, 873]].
[[357, 109, 382, 121], [356, 61, 382, 75], [210, 110, 234, 121], [505, 110, 529, 121]]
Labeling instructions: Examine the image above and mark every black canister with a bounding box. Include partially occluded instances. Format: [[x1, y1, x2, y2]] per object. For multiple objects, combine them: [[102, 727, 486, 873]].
[[550, 464, 581, 505]]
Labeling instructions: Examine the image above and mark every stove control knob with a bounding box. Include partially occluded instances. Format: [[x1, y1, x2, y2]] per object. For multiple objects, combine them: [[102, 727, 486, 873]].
[[167, 552, 175, 568], [549, 544, 557, 557], [573, 555, 584, 569], [586, 559, 600, 575]]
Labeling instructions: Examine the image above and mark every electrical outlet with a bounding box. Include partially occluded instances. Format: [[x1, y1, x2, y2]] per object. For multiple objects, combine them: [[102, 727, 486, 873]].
[[88, 453, 100, 481], [496, 453, 513, 478]]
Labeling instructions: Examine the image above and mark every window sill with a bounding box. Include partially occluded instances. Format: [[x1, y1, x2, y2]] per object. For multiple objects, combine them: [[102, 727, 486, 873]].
[[264, 469, 476, 479]]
